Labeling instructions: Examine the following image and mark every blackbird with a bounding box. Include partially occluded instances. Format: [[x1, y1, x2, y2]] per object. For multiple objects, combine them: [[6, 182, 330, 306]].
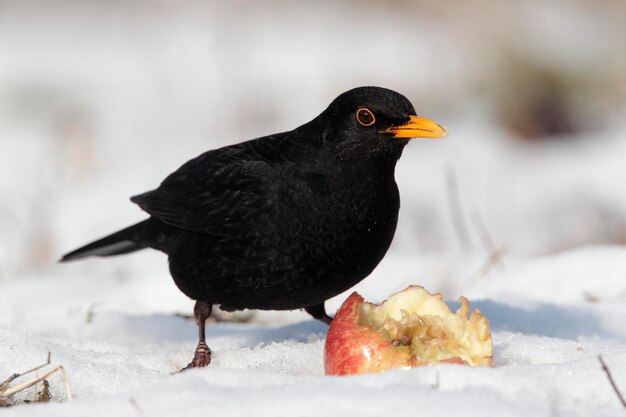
[[61, 86, 446, 370]]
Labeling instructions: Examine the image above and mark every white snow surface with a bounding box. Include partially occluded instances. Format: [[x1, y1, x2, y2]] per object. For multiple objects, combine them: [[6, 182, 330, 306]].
[[1, 246, 626, 416]]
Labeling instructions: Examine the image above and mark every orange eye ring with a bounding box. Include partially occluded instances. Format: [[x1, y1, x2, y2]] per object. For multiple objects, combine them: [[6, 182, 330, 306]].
[[356, 108, 376, 127]]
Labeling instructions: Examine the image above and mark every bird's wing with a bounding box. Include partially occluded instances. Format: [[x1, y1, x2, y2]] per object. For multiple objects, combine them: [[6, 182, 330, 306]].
[[131, 153, 279, 236]]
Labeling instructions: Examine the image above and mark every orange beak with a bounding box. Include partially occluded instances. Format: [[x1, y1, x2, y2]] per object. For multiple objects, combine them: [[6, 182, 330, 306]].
[[383, 115, 447, 139]]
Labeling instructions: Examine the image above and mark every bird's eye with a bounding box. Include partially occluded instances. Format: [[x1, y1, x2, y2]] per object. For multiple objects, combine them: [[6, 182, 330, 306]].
[[356, 108, 376, 127]]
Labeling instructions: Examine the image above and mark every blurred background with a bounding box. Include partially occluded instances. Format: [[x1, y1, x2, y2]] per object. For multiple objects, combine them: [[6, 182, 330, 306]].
[[1, 0, 625, 312]]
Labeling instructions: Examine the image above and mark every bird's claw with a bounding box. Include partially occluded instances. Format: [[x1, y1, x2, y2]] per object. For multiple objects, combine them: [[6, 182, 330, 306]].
[[178, 341, 211, 372]]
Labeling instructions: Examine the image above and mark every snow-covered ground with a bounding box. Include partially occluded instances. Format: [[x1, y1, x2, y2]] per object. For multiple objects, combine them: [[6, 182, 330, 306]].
[[2, 0, 626, 415], [1, 246, 626, 416]]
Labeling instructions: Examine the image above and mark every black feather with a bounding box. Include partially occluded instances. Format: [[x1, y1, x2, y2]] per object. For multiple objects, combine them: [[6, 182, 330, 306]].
[[63, 87, 423, 312], [60, 221, 149, 262]]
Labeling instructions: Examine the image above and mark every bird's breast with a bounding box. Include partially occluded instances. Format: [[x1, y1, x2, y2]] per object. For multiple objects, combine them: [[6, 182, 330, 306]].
[[284, 169, 401, 277]]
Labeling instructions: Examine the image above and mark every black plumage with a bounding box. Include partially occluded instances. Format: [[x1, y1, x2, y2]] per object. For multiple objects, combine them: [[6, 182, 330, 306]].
[[61, 86, 446, 369]]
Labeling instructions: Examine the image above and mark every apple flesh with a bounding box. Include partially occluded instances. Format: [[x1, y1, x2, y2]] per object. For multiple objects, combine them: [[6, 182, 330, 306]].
[[324, 286, 493, 375]]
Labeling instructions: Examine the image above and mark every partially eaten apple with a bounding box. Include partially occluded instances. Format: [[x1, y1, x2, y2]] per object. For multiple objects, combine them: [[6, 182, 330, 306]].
[[324, 285, 493, 375]]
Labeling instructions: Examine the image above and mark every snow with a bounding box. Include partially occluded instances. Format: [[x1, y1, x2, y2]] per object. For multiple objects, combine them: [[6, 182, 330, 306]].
[[2, 0, 626, 415], [1, 247, 625, 416]]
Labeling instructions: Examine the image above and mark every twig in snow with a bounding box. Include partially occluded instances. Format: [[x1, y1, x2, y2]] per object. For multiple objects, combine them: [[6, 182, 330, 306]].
[[446, 168, 472, 251], [85, 302, 101, 324], [0, 352, 72, 406], [430, 372, 440, 390], [598, 355, 626, 408], [129, 397, 143, 414], [470, 209, 505, 271], [582, 291, 599, 303], [468, 245, 508, 284]]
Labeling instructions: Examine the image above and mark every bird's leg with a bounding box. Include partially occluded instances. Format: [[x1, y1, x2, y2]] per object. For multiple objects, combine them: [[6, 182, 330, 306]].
[[181, 301, 213, 371], [305, 303, 332, 325]]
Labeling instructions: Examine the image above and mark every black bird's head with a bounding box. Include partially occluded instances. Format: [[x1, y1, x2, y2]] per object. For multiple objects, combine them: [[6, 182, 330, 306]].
[[313, 86, 446, 163]]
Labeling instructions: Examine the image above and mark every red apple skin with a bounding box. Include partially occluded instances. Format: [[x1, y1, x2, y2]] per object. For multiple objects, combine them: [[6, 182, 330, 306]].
[[324, 292, 413, 375], [324, 290, 469, 375]]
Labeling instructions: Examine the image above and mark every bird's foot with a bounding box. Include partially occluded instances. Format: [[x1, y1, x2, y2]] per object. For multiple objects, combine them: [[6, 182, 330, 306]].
[[179, 340, 211, 372]]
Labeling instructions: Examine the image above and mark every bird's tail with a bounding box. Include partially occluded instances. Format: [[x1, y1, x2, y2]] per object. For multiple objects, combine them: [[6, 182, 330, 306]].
[[60, 220, 150, 262]]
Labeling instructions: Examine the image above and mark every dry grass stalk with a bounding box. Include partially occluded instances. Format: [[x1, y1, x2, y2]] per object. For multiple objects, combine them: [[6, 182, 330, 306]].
[[0, 352, 72, 406], [598, 355, 626, 408]]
